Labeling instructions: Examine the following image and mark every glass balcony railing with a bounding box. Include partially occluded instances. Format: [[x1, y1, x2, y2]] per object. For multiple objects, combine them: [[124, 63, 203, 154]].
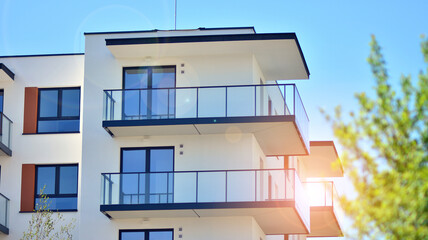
[[101, 169, 309, 222], [303, 181, 343, 227], [0, 193, 9, 234], [0, 112, 12, 155], [103, 84, 309, 149]]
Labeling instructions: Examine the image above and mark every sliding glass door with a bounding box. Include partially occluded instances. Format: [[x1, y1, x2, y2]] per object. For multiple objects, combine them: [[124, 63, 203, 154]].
[[120, 147, 174, 204], [123, 66, 175, 120]]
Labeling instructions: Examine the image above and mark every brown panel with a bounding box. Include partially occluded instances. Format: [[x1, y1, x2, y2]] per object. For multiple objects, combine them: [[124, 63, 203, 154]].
[[21, 164, 35, 212], [23, 87, 38, 134]]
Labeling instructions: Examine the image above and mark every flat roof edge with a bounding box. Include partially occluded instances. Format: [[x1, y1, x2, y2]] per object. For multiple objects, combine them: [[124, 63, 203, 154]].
[[0, 53, 84, 59], [105, 32, 297, 46], [84, 26, 256, 35], [105, 32, 309, 78]]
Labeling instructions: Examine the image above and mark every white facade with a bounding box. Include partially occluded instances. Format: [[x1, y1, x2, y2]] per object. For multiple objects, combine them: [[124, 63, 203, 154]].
[[0, 27, 343, 240], [0, 54, 84, 239]]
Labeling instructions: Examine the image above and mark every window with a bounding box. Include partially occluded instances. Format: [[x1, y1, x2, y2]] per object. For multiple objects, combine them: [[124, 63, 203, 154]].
[[120, 229, 173, 240], [121, 147, 174, 204], [37, 87, 80, 133], [35, 164, 78, 211], [123, 66, 175, 120]]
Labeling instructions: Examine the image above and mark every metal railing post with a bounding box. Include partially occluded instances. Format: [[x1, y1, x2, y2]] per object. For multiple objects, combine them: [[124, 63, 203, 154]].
[[196, 172, 199, 203], [225, 171, 228, 202], [225, 87, 228, 117], [196, 88, 199, 118]]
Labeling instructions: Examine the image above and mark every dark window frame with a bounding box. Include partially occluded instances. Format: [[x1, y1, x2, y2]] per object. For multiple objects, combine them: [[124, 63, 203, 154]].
[[34, 163, 78, 211], [37, 87, 81, 134], [119, 229, 174, 240], [120, 146, 175, 204], [122, 66, 177, 120], [120, 146, 175, 173]]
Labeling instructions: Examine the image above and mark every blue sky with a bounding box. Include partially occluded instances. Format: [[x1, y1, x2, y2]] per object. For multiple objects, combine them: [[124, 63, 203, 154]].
[[1, 0, 426, 238], [1, 0, 426, 141]]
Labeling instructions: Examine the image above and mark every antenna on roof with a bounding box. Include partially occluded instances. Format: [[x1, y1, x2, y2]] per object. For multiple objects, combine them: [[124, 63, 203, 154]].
[[174, 0, 177, 30]]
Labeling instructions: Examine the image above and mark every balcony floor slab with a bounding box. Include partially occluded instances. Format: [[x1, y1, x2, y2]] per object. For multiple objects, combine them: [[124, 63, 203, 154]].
[[104, 116, 308, 155], [101, 201, 309, 235], [308, 206, 342, 237]]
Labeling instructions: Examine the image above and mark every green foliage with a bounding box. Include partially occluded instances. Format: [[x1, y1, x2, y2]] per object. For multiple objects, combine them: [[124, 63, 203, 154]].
[[323, 36, 428, 239], [21, 187, 75, 240]]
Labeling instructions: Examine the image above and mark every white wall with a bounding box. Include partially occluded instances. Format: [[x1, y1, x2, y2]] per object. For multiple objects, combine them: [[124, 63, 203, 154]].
[[82, 216, 258, 240], [0, 55, 84, 240]]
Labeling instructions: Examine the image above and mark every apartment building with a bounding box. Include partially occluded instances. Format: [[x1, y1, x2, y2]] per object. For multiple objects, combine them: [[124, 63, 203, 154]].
[[0, 27, 343, 240]]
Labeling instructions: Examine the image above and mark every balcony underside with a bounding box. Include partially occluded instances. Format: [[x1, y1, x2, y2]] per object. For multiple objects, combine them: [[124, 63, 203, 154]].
[[0, 224, 8, 235], [299, 141, 343, 177], [103, 116, 308, 156], [0, 142, 12, 156], [101, 201, 309, 235], [308, 206, 342, 237], [0, 63, 14, 82]]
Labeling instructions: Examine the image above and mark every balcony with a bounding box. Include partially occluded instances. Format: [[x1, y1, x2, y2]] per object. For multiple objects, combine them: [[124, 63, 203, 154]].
[[0, 63, 14, 82], [103, 84, 309, 155], [303, 182, 343, 237], [299, 141, 343, 178], [0, 193, 9, 235], [0, 113, 12, 156], [100, 169, 310, 235]]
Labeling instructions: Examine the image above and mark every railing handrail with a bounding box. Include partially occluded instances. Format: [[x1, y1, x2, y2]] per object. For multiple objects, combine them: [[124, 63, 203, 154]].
[[101, 168, 297, 175], [0, 112, 13, 123], [0, 192, 10, 201], [103, 83, 297, 92]]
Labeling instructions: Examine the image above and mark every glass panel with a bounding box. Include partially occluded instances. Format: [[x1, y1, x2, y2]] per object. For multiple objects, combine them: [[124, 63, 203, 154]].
[[198, 172, 226, 202], [59, 166, 78, 194], [122, 150, 146, 204], [197, 88, 226, 117], [227, 171, 255, 202], [149, 173, 170, 203], [0, 90, 3, 112], [149, 231, 173, 240], [150, 149, 174, 172], [123, 90, 142, 120], [151, 89, 171, 119], [35, 197, 77, 210], [152, 67, 175, 88], [175, 88, 196, 118], [36, 166, 56, 194], [173, 172, 196, 203], [0, 114, 11, 148], [121, 173, 139, 204], [138, 173, 146, 204], [37, 119, 79, 133], [121, 231, 145, 240], [124, 68, 148, 89], [0, 194, 8, 227], [61, 89, 80, 117], [39, 90, 58, 117], [227, 86, 254, 117], [122, 149, 146, 173], [139, 89, 149, 119]]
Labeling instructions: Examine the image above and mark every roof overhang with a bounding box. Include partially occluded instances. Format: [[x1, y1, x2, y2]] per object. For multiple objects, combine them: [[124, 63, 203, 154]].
[[105, 33, 309, 80], [0, 63, 14, 82], [299, 141, 343, 177]]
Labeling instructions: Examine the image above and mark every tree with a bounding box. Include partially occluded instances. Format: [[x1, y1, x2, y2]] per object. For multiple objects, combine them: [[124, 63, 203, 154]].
[[323, 36, 428, 239], [21, 188, 75, 240]]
